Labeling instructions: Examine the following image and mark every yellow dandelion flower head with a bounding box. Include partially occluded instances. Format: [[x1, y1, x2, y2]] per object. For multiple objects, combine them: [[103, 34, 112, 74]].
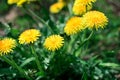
[[58, 0, 70, 2], [64, 17, 84, 35], [58, 0, 64, 2], [76, 0, 96, 6], [17, 0, 36, 7], [44, 35, 64, 51], [8, 0, 19, 4], [73, 4, 86, 16], [50, 2, 66, 14], [0, 38, 16, 55], [8, 0, 36, 7], [72, 0, 96, 15], [16, 0, 27, 7], [83, 11, 108, 29], [19, 29, 41, 44]]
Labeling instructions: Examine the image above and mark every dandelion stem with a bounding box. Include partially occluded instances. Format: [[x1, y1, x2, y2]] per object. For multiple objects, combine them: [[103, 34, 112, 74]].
[[30, 46, 44, 74], [1, 56, 31, 80], [50, 52, 55, 60], [66, 35, 78, 54], [1, 22, 11, 34], [26, 8, 54, 34], [67, 3, 73, 17], [74, 31, 94, 57]]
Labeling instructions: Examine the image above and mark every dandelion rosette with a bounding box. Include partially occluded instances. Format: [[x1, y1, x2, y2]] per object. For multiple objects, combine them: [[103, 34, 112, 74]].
[[73, 0, 96, 15], [82, 11, 108, 29], [19, 29, 41, 44], [0, 38, 16, 55], [50, 2, 66, 14], [44, 35, 64, 51], [64, 17, 84, 35]]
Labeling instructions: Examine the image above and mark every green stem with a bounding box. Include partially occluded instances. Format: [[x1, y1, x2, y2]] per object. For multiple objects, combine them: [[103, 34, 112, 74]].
[[1, 56, 31, 80], [66, 35, 78, 54], [67, 38, 74, 53], [22, 8, 41, 28], [74, 31, 94, 57], [26, 8, 54, 34], [50, 52, 55, 60], [30, 46, 44, 74], [1, 22, 11, 33], [83, 31, 93, 42], [67, 3, 73, 17]]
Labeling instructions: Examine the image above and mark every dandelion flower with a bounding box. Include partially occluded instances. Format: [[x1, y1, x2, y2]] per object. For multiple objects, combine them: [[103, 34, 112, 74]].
[[19, 29, 41, 44], [50, 2, 66, 14], [44, 35, 64, 51], [17, 0, 36, 7], [64, 17, 84, 35], [58, 0, 69, 2], [73, 4, 86, 16], [0, 38, 16, 55], [82, 11, 108, 29], [8, 0, 36, 6], [58, 0, 64, 2], [76, 0, 96, 6], [72, 0, 96, 15], [17, 0, 27, 7], [8, 0, 19, 4]]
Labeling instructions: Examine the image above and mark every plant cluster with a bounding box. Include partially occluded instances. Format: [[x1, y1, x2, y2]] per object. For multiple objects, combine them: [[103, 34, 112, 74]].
[[0, 0, 120, 80]]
